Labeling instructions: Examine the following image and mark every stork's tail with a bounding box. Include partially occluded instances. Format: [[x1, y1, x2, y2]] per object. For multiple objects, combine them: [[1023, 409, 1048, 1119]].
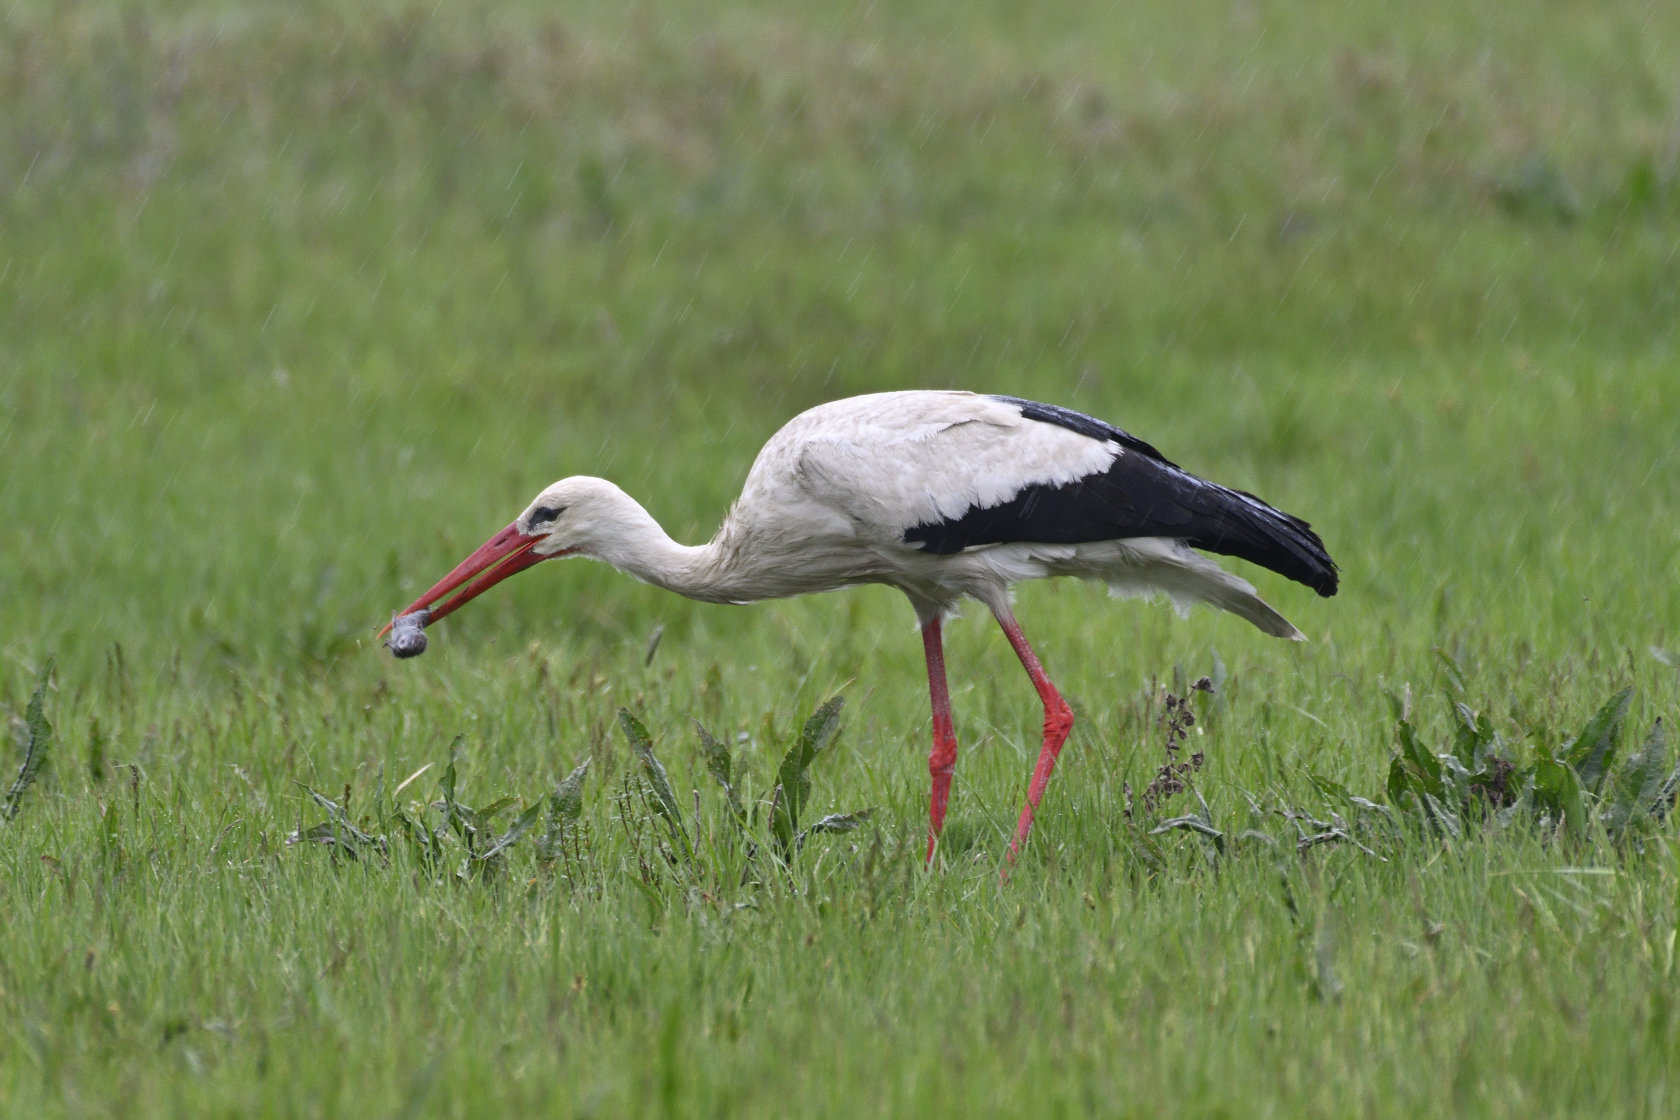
[[1103, 539, 1306, 640], [1184, 486, 1339, 598]]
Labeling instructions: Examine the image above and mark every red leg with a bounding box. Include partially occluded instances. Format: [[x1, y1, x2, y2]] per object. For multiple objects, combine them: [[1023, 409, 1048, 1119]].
[[996, 611, 1075, 864], [922, 616, 960, 863]]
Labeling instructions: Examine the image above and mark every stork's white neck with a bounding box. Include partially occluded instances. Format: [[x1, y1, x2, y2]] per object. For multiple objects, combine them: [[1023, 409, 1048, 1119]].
[[541, 476, 875, 606], [578, 492, 734, 603]]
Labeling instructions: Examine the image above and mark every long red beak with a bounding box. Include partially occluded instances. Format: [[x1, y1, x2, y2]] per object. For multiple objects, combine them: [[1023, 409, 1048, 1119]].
[[378, 521, 553, 637]]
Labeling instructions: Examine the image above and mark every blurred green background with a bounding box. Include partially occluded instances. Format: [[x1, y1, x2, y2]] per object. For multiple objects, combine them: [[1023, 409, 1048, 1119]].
[[4, 0, 1675, 679]]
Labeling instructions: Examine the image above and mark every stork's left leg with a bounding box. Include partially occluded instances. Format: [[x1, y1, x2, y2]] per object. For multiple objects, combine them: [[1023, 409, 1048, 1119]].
[[994, 608, 1075, 864], [921, 615, 961, 864]]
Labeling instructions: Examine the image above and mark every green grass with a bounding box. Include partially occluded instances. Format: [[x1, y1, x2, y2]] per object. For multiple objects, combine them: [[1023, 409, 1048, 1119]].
[[3, 0, 1680, 1114]]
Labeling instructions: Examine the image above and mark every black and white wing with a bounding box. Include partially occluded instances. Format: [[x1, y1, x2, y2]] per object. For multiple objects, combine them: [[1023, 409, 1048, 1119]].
[[908, 396, 1338, 596], [782, 391, 1338, 597]]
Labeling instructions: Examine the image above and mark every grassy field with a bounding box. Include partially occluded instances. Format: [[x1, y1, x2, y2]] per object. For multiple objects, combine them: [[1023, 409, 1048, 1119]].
[[3, 0, 1680, 1114]]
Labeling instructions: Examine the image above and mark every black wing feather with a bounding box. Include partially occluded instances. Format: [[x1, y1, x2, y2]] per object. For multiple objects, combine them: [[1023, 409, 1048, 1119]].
[[901, 397, 1339, 597]]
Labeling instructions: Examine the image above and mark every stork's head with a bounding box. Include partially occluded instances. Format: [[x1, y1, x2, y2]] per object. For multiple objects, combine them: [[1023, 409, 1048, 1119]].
[[512, 475, 642, 556], [380, 476, 625, 638]]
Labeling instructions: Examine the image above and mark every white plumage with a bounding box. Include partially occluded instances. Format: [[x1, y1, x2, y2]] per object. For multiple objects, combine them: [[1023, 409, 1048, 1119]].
[[386, 390, 1338, 866]]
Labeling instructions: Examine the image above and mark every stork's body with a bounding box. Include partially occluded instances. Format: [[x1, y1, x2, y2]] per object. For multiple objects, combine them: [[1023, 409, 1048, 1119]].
[[386, 391, 1338, 863]]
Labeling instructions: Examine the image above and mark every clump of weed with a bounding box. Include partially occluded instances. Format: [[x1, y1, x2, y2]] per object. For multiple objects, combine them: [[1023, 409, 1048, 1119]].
[[289, 739, 549, 879], [1120, 672, 1392, 867], [1354, 651, 1677, 843], [1124, 679, 1211, 826], [1117, 678, 1230, 866], [618, 696, 871, 891], [287, 695, 871, 897], [289, 782, 385, 860], [767, 696, 869, 860]]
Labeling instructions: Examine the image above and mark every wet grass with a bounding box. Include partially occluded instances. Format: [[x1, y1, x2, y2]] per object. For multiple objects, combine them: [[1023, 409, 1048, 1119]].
[[2, 0, 1680, 1115]]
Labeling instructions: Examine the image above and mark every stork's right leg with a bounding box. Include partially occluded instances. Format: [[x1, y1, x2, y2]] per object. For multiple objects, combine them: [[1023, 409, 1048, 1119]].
[[921, 615, 960, 863], [995, 609, 1076, 866]]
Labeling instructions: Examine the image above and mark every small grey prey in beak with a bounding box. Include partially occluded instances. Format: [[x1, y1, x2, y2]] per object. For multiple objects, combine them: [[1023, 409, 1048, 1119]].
[[383, 608, 430, 659]]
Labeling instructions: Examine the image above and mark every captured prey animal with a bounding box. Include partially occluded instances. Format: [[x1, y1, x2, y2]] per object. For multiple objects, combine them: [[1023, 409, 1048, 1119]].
[[383, 608, 430, 659], [380, 391, 1338, 865]]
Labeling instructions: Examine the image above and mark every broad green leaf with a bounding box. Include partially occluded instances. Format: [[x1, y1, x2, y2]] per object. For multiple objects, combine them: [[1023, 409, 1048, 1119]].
[[1420, 792, 1461, 839], [619, 709, 692, 861], [1433, 646, 1469, 698], [292, 822, 342, 845], [477, 796, 520, 826], [438, 737, 472, 842], [800, 810, 871, 835], [440, 740, 460, 802], [795, 809, 874, 851], [1385, 756, 1413, 806], [1395, 719, 1443, 798], [539, 757, 590, 859], [291, 782, 381, 856], [1532, 757, 1586, 832], [390, 802, 441, 869], [3, 657, 54, 822], [1437, 753, 1478, 808], [452, 802, 487, 834], [1450, 702, 1496, 769], [696, 720, 731, 789], [551, 757, 590, 827], [1310, 773, 1353, 804], [771, 696, 844, 856], [1563, 687, 1633, 795], [474, 801, 544, 861], [1383, 684, 1412, 725], [695, 720, 744, 823], [1654, 759, 1680, 823], [1496, 768, 1537, 828], [1605, 719, 1669, 838]]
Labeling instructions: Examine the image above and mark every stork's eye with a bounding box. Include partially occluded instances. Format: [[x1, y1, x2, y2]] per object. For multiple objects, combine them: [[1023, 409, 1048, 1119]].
[[528, 505, 565, 529]]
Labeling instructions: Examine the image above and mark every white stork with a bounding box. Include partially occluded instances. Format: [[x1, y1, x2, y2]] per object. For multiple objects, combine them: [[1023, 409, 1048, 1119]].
[[381, 391, 1338, 864]]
